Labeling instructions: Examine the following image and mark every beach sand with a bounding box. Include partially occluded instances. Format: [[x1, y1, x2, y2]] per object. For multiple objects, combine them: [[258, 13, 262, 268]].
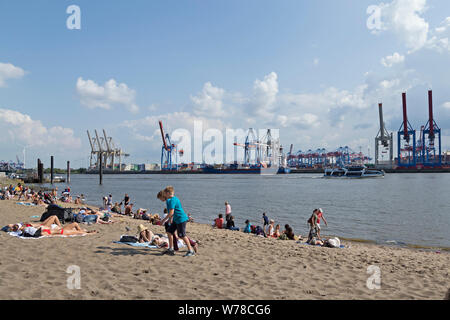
[[0, 199, 448, 300]]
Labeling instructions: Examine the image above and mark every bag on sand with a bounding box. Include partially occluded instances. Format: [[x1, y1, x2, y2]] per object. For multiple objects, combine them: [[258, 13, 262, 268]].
[[324, 237, 341, 248], [40, 205, 73, 224], [120, 235, 138, 243]]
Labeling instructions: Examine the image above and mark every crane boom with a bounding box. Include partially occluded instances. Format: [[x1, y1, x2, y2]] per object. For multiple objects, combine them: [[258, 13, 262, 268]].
[[87, 130, 95, 151], [402, 92, 409, 142], [378, 103, 386, 139], [428, 90, 435, 140], [159, 121, 168, 150], [94, 130, 103, 152]]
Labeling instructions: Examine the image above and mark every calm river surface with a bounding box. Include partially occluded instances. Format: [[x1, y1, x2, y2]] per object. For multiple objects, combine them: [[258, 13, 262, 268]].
[[44, 173, 450, 248]]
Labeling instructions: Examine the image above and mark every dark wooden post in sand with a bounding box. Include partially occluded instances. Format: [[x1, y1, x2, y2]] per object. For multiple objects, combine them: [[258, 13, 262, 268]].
[[67, 161, 71, 184], [50, 156, 54, 184], [37, 159, 43, 183], [99, 153, 103, 185]]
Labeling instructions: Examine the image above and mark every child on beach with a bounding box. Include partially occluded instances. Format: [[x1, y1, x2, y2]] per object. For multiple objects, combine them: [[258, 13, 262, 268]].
[[159, 186, 195, 257], [213, 214, 224, 229], [244, 220, 252, 233], [273, 224, 281, 238]]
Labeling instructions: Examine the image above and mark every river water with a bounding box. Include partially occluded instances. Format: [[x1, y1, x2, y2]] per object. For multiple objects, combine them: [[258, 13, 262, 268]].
[[43, 173, 450, 248]]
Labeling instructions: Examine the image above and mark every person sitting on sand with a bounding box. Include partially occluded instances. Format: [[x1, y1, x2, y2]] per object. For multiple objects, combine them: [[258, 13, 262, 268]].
[[124, 203, 134, 216], [225, 215, 239, 231], [279, 224, 296, 240], [244, 220, 252, 233], [137, 224, 155, 243], [213, 214, 224, 229], [111, 202, 121, 214], [267, 219, 275, 237], [273, 224, 281, 238]]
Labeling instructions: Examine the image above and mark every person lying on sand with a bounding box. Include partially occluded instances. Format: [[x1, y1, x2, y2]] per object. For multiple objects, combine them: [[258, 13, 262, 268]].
[[4, 218, 97, 237], [151, 234, 198, 253], [75, 208, 114, 224]]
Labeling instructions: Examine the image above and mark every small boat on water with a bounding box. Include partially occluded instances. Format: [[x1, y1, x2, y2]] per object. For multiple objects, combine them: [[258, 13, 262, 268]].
[[324, 165, 384, 178]]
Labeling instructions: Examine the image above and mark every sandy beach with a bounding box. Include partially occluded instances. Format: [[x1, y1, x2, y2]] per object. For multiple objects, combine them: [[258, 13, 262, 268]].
[[0, 199, 448, 300]]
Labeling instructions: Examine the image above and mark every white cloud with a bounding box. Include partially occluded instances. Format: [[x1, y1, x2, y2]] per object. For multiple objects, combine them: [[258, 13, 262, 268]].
[[381, 52, 405, 67], [313, 58, 320, 66], [76, 77, 139, 113], [427, 17, 450, 52], [249, 72, 279, 120], [374, 1, 450, 54], [377, 0, 429, 53], [0, 62, 26, 87], [442, 102, 450, 110], [191, 82, 226, 117], [380, 78, 400, 89], [0, 108, 82, 151]]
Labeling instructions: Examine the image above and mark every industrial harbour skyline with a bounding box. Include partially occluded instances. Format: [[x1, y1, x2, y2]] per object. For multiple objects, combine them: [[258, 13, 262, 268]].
[[1, 0, 450, 168]]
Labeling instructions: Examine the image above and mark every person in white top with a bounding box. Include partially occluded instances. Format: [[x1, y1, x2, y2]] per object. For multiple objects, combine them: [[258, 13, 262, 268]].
[[225, 201, 231, 221], [267, 219, 275, 237]]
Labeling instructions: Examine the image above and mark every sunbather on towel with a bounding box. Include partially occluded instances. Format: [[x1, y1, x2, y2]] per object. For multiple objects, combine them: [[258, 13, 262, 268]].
[[151, 234, 198, 253], [5, 222, 96, 237]]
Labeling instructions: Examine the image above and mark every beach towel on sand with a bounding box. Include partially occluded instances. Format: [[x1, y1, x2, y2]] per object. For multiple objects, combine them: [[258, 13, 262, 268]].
[[16, 202, 37, 206], [113, 241, 158, 248], [297, 241, 345, 248], [7, 232, 86, 240]]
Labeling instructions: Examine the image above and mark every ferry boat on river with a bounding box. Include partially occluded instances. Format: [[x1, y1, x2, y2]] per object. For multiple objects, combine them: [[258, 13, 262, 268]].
[[324, 165, 384, 178]]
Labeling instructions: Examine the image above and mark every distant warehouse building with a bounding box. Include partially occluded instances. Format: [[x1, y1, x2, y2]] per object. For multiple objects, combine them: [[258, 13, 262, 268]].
[[144, 163, 160, 171]]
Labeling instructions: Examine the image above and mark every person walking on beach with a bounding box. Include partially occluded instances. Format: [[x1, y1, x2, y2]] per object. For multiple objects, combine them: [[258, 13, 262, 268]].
[[262, 212, 269, 234], [314, 208, 327, 239], [159, 186, 195, 257], [308, 208, 327, 240], [107, 194, 113, 208], [225, 201, 232, 221], [121, 194, 130, 207]]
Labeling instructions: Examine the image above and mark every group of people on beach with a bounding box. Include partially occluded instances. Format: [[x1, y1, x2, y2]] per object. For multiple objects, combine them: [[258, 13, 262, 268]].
[[2, 180, 340, 252], [0, 183, 87, 208], [212, 202, 336, 246]]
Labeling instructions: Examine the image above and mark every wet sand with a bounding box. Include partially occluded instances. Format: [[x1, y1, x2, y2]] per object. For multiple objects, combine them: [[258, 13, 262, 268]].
[[0, 199, 448, 300]]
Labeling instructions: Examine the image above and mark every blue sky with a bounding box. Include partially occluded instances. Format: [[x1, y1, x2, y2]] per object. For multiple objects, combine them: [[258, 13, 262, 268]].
[[1, 0, 450, 167]]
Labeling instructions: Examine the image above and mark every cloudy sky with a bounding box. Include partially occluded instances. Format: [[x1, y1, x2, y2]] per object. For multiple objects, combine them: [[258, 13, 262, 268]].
[[1, 0, 450, 168]]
